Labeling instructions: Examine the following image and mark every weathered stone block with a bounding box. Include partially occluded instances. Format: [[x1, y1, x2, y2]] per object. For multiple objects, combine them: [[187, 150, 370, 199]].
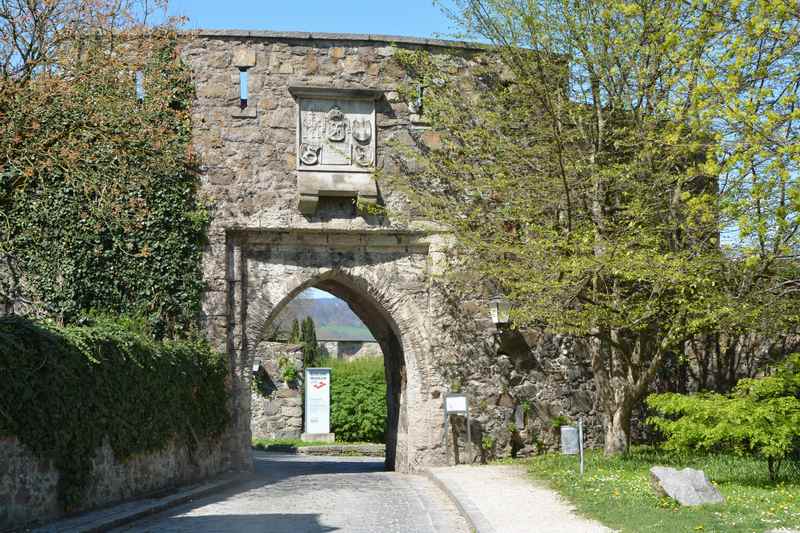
[[650, 466, 725, 506], [233, 49, 256, 68]]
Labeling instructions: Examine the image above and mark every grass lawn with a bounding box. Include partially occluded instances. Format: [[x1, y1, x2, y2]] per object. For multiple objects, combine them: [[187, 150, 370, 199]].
[[252, 438, 382, 450], [524, 447, 800, 533]]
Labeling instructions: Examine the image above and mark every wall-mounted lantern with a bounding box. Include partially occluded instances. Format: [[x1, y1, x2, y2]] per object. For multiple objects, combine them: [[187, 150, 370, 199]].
[[489, 295, 511, 326]]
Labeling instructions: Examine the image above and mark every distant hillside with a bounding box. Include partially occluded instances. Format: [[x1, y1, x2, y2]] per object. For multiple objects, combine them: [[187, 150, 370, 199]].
[[271, 297, 375, 341]]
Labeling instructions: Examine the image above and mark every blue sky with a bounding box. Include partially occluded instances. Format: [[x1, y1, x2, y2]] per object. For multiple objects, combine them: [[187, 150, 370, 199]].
[[169, 0, 460, 39], [301, 287, 336, 299]]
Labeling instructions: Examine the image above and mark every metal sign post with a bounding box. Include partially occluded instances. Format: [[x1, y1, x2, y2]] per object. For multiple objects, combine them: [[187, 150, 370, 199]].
[[560, 420, 585, 476], [578, 418, 585, 476], [443, 393, 471, 465]]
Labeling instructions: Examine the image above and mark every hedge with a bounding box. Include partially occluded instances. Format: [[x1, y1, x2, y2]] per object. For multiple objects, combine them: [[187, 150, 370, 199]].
[[323, 356, 387, 443], [0, 315, 230, 510]]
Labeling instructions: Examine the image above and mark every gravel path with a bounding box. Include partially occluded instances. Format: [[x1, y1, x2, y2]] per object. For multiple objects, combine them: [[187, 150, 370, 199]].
[[428, 464, 615, 533], [112, 452, 469, 533]]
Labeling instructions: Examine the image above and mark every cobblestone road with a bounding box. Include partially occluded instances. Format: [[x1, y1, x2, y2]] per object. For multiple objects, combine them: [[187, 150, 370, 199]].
[[113, 452, 469, 533]]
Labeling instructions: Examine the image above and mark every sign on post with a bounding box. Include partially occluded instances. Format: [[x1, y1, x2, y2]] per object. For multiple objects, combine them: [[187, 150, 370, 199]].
[[445, 394, 467, 414], [560, 425, 580, 455], [443, 393, 471, 465], [304, 368, 331, 435], [560, 420, 585, 476]]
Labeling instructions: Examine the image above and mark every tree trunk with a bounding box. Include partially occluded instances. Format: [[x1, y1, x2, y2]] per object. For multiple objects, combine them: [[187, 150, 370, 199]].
[[603, 404, 632, 455]]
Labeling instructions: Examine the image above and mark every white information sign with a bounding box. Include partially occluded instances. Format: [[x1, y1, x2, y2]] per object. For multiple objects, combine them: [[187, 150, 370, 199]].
[[445, 394, 467, 414], [304, 368, 331, 434]]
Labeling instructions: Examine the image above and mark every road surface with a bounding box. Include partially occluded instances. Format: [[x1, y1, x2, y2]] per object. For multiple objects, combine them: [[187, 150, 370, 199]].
[[113, 451, 469, 533]]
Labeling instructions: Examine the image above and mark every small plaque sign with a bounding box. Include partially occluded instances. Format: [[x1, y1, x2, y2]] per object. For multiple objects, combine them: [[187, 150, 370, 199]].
[[304, 368, 331, 435], [560, 425, 580, 455], [445, 394, 467, 414]]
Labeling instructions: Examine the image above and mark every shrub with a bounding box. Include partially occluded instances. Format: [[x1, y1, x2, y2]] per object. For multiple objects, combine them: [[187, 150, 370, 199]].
[[321, 356, 386, 443], [0, 315, 230, 509], [647, 354, 800, 480]]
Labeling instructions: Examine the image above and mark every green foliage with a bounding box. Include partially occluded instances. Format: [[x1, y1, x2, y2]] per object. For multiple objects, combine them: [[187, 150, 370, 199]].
[[0, 315, 230, 510], [388, 0, 800, 453], [289, 319, 301, 343], [482, 434, 496, 451], [301, 317, 319, 366], [647, 354, 800, 480], [550, 415, 571, 430], [278, 355, 299, 383], [527, 447, 800, 532], [322, 356, 386, 443], [0, 32, 206, 336], [251, 368, 274, 397], [355, 197, 387, 217]]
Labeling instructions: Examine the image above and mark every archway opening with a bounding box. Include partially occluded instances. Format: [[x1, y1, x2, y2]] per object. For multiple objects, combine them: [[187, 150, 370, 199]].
[[251, 275, 406, 471]]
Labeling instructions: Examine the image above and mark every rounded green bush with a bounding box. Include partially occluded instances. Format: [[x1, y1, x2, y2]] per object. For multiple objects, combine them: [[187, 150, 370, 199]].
[[324, 357, 387, 443]]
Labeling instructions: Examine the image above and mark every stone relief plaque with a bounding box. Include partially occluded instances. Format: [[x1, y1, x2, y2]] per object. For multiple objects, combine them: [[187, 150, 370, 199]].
[[290, 87, 382, 215], [297, 97, 376, 172]]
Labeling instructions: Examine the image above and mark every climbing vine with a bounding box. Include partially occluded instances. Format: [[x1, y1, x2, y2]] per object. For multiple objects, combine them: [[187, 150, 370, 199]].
[[0, 315, 230, 510], [0, 30, 206, 336]]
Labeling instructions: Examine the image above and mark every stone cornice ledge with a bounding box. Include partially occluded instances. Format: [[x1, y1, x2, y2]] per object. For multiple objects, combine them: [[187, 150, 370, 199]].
[[288, 86, 384, 100], [188, 30, 489, 51], [226, 227, 433, 249]]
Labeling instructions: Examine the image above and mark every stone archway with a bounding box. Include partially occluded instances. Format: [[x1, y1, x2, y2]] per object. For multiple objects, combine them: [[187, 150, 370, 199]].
[[225, 229, 443, 473], [256, 272, 407, 469]]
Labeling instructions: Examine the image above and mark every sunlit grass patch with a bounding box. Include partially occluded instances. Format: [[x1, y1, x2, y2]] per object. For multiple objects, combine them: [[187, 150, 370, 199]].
[[525, 447, 800, 532]]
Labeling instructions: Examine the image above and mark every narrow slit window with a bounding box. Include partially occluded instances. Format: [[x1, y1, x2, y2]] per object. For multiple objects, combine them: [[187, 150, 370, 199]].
[[239, 68, 248, 109], [135, 70, 145, 102]]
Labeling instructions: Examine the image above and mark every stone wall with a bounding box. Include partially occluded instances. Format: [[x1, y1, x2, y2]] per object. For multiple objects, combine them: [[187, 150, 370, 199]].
[[320, 340, 382, 360], [251, 342, 305, 440], [0, 435, 226, 531], [183, 30, 603, 471]]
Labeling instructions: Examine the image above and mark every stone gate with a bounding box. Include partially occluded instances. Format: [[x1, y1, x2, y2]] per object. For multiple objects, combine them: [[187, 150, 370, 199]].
[[183, 30, 601, 474]]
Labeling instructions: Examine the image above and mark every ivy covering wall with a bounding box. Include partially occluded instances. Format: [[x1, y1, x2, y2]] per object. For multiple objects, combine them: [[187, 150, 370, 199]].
[[0, 316, 229, 510], [0, 33, 207, 337], [0, 28, 229, 513]]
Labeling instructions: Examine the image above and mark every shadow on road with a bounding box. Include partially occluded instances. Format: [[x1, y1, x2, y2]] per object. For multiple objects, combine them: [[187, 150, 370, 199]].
[[221, 451, 387, 493], [133, 513, 339, 532]]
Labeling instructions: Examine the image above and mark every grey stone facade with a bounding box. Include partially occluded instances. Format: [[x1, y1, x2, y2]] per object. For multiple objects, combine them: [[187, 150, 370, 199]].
[[183, 30, 600, 472], [0, 435, 225, 530], [320, 340, 382, 360], [251, 343, 305, 440]]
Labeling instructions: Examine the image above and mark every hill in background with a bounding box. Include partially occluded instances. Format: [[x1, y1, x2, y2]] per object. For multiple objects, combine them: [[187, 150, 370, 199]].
[[270, 293, 376, 342]]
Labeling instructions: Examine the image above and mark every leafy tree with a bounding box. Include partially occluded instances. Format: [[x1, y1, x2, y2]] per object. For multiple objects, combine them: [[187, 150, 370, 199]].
[[388, 0, 800, 453], [647, 354, 800, 480]]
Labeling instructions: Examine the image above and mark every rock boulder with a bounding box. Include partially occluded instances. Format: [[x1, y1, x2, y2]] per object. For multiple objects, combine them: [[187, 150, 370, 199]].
[[649, 466, 725, 506]]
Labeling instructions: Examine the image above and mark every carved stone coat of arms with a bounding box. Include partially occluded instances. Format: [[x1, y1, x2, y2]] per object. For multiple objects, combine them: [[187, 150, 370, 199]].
[[297, 97, 376, 172]]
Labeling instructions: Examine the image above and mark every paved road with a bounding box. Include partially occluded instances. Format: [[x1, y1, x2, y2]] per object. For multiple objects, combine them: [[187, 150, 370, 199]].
[[113, 452, 469, 533]]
